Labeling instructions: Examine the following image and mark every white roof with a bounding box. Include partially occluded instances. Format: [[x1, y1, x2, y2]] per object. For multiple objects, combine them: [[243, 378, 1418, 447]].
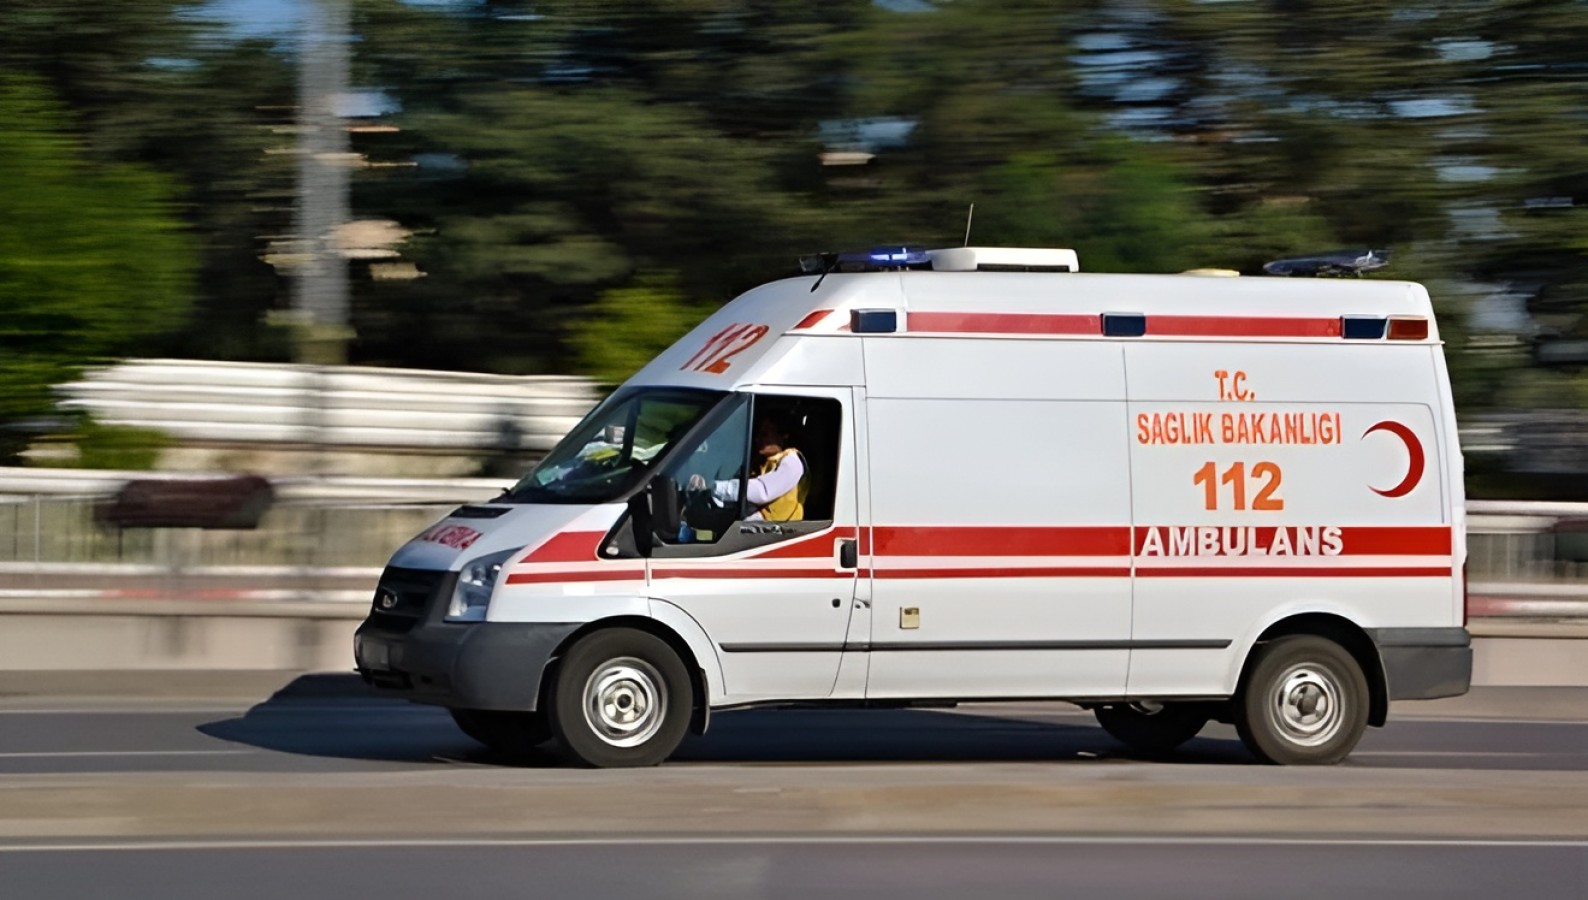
[[627, 250, 1438, 392]]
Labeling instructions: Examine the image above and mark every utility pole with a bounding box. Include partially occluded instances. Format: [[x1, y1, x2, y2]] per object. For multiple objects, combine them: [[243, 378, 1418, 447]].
[[293, 0, 353, 368], [291, 0, 352, 572]]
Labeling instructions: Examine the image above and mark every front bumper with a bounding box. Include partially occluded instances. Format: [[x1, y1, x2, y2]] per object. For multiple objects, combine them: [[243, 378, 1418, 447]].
[[1371, 627, 1473, 700], [353, 565, 579, 710], [355, 619, 581, 710]]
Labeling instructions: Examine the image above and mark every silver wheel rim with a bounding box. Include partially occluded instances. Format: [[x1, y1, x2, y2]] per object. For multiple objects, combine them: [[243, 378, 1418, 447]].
[[1268, 662, 1344, 747], [583, 657, 666, 748]]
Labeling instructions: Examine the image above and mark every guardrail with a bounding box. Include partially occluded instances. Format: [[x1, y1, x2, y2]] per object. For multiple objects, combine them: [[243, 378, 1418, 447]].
[[57, 359, 601, 453], [2, 471, 1587, 617]]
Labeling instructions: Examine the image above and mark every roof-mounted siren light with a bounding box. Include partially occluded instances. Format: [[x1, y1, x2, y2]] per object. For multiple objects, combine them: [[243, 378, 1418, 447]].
[[927, 247, 1081, 273], [1263, 249, 1390, 278], [799, 246, 932, 292]]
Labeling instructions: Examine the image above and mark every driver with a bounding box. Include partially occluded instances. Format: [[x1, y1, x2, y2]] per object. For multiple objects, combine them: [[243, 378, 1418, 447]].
[[688, 410, 808, 521]]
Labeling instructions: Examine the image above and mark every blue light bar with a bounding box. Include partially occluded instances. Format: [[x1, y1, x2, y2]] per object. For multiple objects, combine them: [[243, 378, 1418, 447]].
[[838, 246, 931, 269]]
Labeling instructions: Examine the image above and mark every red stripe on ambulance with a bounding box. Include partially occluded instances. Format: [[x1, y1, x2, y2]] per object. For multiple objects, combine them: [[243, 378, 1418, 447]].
[[873, 525, 1131, 557], [909, 312, 1099, 335]]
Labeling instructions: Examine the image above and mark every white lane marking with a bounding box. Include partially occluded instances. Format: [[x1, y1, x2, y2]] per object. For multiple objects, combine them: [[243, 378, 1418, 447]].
[[0, 835, 1584, 853], [0, 750, 257, 759], [0, 704, 427, 716], [1353, 751, 1567, 758], [0, 708, 248, 716]]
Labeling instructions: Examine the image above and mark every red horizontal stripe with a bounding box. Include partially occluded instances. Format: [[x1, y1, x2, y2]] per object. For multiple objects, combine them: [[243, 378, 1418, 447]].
[[1132, 526, 1452, 556], [505, 569, 640, 584], [523, 531, 605, 563], [871, 566, 1130, 579], [909, 312, 1099, 335], [1148, 316, 1341, 338], [874, 526, 1130, 557], [652, 567, 845, 579], [792, 309, 833, 330], [1335, 526, 1452, 555], [1137, 566, 1452, 578]]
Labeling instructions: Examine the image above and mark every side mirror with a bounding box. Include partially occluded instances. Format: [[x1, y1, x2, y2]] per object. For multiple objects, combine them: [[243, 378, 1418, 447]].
[[627, 486, 654, 558]]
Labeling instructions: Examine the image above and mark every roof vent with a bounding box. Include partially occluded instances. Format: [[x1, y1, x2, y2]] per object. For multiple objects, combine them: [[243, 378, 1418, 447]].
[[927, 247, 1081, 273]]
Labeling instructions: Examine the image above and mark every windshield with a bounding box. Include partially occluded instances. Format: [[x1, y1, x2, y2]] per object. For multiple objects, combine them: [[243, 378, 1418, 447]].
[[503, 388, 725, 504]]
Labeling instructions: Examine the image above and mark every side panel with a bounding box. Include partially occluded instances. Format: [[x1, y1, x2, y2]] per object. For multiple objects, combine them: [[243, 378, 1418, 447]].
[[862, 337, 1133, 699], [1124, 342, 1456, 697]]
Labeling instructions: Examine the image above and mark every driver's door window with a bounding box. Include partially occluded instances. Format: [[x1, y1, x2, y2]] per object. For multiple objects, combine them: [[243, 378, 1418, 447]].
[[649, 394, 842, 554], [655, 402, 750, 545]]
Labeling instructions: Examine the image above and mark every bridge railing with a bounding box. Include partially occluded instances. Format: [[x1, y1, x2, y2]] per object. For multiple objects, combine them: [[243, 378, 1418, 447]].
[[3, 472, 1587, 616]]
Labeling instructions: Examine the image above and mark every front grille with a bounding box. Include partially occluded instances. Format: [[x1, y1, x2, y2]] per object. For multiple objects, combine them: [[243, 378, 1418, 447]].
[[366, 566, 448, 634]]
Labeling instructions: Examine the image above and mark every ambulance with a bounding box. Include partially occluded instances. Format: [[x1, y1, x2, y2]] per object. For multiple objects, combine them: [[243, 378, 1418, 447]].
[[354, 246, 1471, 768]]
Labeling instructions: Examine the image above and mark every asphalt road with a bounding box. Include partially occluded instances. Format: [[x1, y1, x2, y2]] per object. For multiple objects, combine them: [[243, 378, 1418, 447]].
[[1, 682, 1584, 898]]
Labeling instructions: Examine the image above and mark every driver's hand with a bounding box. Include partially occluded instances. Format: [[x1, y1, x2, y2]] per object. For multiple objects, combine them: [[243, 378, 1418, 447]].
[[687, 474, 707, 491]]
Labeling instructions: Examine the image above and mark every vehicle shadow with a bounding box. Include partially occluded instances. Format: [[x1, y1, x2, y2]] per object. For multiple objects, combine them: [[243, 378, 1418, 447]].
[[673, 708, 1252, 765], [197, 674, 1255, 767], [197, 674, 488, 766]]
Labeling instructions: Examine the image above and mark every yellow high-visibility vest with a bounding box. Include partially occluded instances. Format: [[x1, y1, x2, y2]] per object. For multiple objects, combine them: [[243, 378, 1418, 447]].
[[758, 448, 808, 522]]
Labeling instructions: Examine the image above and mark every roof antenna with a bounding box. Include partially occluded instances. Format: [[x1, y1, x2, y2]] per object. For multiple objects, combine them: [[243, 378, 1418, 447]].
[[963, 203, 975, 247]]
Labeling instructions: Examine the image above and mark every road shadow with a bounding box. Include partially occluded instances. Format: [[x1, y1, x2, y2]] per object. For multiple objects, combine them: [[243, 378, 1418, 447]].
[[673, 708, 1252, 765], [198, 675, 1257, 767], [198, 674, 508, 766]]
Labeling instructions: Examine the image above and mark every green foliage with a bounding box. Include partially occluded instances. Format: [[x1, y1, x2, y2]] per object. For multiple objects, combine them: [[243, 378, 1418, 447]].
[[59, 420, 172, 471], [570, 274, 713, 386], [0, 76, 196, 462], [6, 0, 1588, 443]]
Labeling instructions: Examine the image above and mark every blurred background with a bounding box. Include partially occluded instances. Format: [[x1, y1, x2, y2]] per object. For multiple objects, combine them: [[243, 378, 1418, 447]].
[[3, 0, 1588, 671]]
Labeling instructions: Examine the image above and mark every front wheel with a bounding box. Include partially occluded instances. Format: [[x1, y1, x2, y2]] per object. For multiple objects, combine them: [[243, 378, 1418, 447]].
[[548, 628, 693, 768], [1094, 702, 1209, 756], [1235, 635, 1369, 765]]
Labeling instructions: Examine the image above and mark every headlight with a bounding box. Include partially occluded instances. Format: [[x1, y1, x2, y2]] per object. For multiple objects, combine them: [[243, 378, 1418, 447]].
[[446, 547, 521, 622]]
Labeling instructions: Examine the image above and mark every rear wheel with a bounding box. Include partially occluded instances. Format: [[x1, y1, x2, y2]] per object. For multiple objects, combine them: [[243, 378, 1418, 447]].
[[1235, 635, 1369, 765], [1094, 702, 1209, 756], [548, 628, 692, 768]]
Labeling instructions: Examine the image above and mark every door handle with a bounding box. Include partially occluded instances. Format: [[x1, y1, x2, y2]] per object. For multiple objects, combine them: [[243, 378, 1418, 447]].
[[838, 538, 858, 570]]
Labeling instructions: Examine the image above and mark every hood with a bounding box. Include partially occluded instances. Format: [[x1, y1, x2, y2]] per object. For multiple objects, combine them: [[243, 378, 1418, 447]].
[[387, 502, 621, 571]]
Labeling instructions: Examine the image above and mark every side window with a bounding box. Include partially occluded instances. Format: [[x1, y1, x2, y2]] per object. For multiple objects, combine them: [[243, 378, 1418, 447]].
[[655, 402, 751, 545], [652, 394, 842, 549]]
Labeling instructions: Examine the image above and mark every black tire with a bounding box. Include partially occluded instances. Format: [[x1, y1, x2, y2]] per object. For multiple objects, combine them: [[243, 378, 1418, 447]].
[[1235, 635, 1370, 765], [547, 628, 693, 768], [1094, 702, 1209, 756], [448, 708, 550, 758]]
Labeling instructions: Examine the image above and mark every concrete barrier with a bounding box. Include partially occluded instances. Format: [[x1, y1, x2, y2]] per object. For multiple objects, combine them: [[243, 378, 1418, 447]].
[[0, 598, 1582, 687]]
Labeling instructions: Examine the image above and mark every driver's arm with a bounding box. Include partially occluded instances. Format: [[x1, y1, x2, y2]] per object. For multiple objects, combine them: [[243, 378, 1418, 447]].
[[714, 453, 804, 508]]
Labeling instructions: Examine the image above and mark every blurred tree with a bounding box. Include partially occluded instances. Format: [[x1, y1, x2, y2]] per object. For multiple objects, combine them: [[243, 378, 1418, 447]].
[[0, 78, 197, 463], [569, 273, 713, 386], [1, 0, 297, 363], [353, 84, 823, 373]]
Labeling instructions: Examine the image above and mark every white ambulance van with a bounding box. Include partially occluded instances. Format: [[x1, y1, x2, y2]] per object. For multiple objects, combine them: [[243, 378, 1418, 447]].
[[355, 246, 1470, 768]]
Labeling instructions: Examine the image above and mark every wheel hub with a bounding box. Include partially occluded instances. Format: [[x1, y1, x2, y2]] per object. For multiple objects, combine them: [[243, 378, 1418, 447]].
[[584, 657, 666, 748], [1270, 663, 1344, 747]]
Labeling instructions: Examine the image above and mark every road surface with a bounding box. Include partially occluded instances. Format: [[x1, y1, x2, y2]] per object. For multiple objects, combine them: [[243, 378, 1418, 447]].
[[0, 679, 1583, 898]]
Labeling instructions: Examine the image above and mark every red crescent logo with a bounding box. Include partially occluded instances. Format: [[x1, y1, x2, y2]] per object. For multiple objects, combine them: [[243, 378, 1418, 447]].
[[1363, 420, 1425, 498]]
